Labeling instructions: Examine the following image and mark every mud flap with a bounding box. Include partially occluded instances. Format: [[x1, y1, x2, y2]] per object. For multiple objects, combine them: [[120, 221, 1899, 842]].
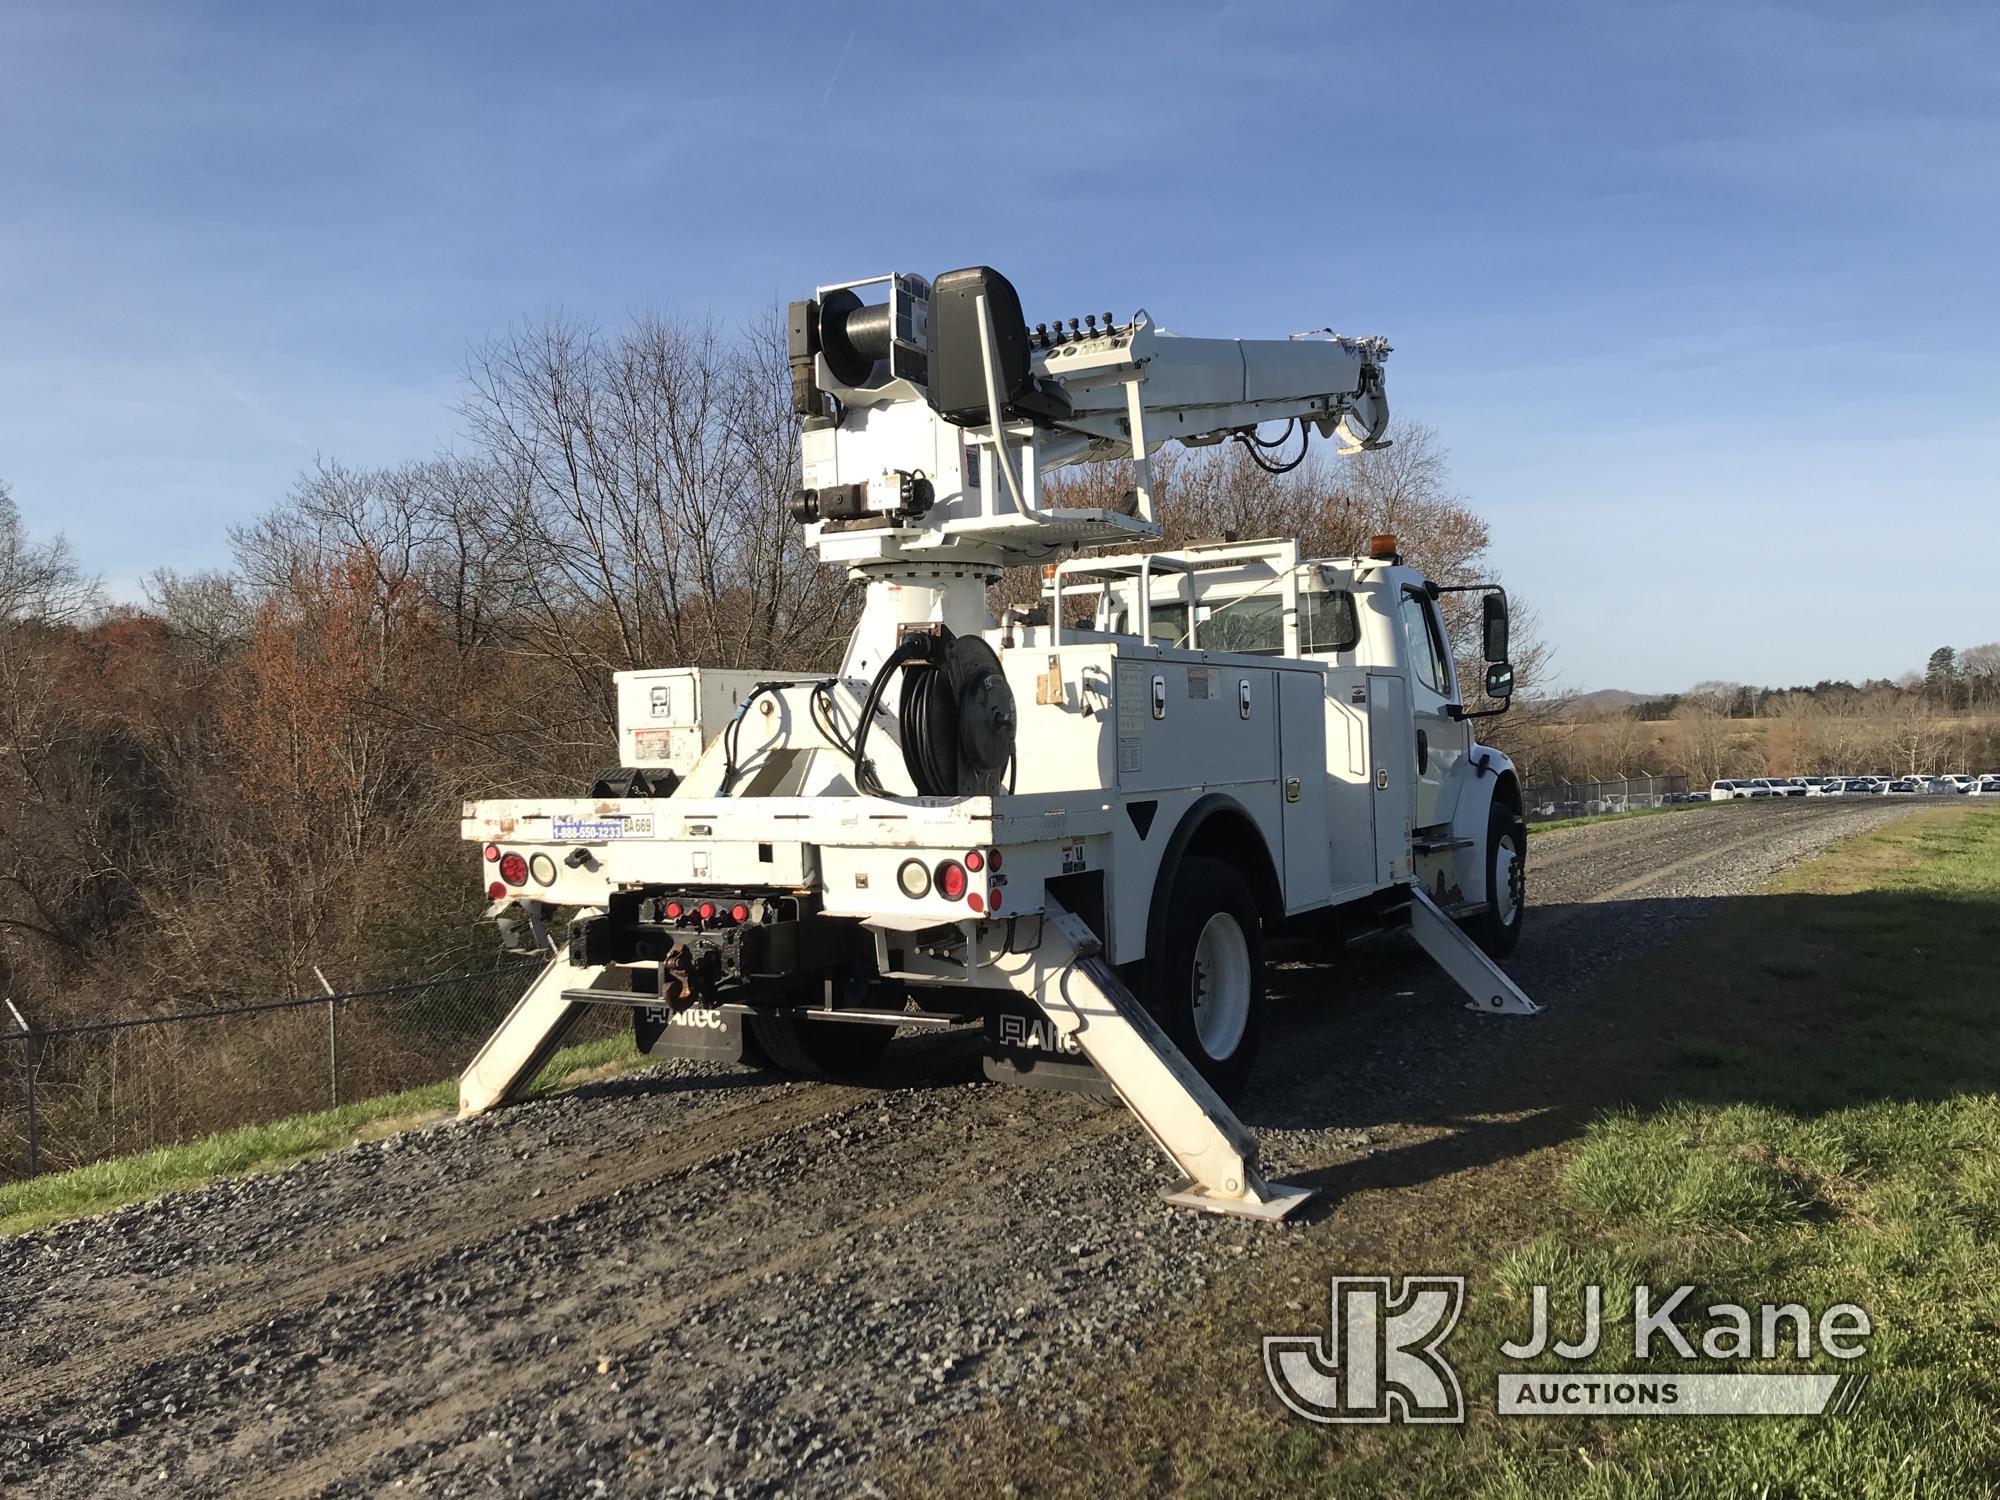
[[633, 1004, 762, 1065], [979, 999, 1114, 1098]]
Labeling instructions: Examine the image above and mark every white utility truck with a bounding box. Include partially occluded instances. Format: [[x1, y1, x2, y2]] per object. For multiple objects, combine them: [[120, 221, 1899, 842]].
[[460, 267, 1536, 1220]]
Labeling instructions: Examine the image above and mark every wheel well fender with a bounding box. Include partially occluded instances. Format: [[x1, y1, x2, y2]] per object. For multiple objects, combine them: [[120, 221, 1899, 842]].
[[1456, 756, 1524, 905], [1145, 794, 1283, 963]]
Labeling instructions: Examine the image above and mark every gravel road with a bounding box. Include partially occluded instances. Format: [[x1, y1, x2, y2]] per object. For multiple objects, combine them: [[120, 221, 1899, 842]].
[[0, 798, 1920, 1499]]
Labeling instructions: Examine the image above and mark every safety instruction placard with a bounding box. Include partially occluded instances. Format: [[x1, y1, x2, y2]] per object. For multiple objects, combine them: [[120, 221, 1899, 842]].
[[1115, 661, 1148, 774]]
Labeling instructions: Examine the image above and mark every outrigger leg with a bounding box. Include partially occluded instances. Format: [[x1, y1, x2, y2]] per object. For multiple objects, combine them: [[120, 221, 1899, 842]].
[[991, 904, 1313, 1221], [1405, 885, 1542, 1016], [459, 948, 604, 1116]]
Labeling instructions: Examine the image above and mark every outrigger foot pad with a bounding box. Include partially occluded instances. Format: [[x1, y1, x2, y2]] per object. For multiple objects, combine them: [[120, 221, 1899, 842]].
[[1163, 1178, 1314, 1221]]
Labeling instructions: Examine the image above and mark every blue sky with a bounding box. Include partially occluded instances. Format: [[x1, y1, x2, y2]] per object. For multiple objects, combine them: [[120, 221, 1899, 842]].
[[2, 1, 1994, 691]]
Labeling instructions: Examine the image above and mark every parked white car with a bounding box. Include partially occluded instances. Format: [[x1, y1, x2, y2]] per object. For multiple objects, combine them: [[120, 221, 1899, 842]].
[[1970, 779, 2000, 797]]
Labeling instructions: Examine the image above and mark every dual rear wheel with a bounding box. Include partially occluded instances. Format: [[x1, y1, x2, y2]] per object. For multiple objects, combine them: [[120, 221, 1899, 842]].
[[753, 821, 1519, 1093], [748, 857, 1268, 1099], [747, 1009, 895, 1077], [1139, 856, 1266, 1101]]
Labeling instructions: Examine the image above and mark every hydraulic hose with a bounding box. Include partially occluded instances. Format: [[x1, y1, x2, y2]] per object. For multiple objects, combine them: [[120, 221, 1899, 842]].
[[851, 638, 928, 798]]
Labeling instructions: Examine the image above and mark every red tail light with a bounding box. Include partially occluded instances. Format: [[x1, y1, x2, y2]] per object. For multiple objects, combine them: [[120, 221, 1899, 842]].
[[665, 900, 684, 920], [730, 903, 750, 923], [697, 902, 716, 921], [935, 860, 967, 901], [987, 847, 1002, 872], [487, 881, 506, 900], [967, 890, 985, 914], [483, 844, 500, 862], [498, 852, 529, 886], [990, 890, 1003, 912], [964, 849, 984, 872]]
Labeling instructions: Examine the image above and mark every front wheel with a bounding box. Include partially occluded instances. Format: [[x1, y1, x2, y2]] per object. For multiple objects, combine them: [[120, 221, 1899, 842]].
[[1143, 857, 1266, 1100], [1466, 803, 1526, 959]]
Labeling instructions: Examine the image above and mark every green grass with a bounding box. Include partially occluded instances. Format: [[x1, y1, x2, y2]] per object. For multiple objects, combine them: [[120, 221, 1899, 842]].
[[910, 805, 2000, 1499], [1531, 800, 1720, 834], [0, 1030, 643, 1237]]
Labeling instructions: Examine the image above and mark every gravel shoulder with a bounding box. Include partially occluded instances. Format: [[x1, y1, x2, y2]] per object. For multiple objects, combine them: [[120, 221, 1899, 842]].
[[0, 798, 1920, 1499]]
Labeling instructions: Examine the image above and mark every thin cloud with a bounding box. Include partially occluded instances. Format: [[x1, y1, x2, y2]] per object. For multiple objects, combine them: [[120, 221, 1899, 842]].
[[818, 28, 856, 113]]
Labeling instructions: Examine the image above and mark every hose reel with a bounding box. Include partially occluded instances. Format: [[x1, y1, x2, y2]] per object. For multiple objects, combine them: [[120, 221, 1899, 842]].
[[853, 627, 1017, 798]]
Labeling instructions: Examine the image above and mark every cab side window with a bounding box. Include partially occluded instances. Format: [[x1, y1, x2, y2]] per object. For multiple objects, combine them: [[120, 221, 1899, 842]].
[[1301, 590, 1360, 653], [1201, 596, 1285, 655], [1399, 590, 1452, 696]]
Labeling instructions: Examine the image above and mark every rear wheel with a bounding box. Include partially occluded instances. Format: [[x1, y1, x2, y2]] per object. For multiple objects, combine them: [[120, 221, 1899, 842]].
[[1144, 857, 1265, 1100], [747, 1010, 895, 1078]]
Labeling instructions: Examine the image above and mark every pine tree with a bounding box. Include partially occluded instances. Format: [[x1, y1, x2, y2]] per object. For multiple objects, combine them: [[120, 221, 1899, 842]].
[[1925, 646, 1960, 709]]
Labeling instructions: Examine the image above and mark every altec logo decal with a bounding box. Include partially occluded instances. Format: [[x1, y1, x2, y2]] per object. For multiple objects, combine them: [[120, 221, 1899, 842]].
[[996, 1013, 1081, 1055], [1264, 1277, 1466, 1424], [1264, 1276, 1875, 1424]]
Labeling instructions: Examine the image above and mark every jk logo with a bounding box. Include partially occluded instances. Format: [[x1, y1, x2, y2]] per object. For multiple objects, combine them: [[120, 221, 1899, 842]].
[[1264, 1276, 1466, 1424]]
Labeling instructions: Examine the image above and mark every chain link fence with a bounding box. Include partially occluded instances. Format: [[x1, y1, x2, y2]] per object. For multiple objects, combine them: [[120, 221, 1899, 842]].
[[0, 961, 624, 1183], [1523, 772, 1693, 822]]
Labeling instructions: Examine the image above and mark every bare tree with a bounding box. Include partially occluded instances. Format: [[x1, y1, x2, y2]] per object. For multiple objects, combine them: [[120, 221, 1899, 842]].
[[0, 482, 98, 624], [1961, 642, 2000, 713], [457, 310, 854, 701]]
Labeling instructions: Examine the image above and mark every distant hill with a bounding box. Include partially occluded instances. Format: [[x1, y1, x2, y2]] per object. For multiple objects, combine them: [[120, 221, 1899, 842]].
[[1569, 689, 1658, 709]]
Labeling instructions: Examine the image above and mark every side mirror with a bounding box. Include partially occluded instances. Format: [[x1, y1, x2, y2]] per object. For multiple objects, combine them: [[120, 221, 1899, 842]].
[[1485, 661, 1516, 701], [1482, 592, 1510, 663]]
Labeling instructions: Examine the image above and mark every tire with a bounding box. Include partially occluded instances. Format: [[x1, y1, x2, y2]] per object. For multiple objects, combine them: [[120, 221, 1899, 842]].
[[747, 1011, 896, 1078], [1143, 857, 1265, 1100], [1467, 802, 1526, 959]]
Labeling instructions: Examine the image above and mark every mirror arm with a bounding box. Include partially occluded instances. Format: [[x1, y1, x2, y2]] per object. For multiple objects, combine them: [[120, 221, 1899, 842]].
[[1432, 581, 1512, 662]]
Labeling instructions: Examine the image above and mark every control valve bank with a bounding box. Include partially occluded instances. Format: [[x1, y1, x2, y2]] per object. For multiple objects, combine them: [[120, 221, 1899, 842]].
[[460, 267, 1537, 1219]]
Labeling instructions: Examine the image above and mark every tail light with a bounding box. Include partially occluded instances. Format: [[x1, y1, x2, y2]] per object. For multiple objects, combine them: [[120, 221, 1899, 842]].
[[934, 860, 967, 901], [483, 844, 501, 863], [697, 902, 716, 921], [665, 900, 684, 920], [486, 881, 506, 900], [730, 903, 750, 923], [967, 891, 985, 914], [964, 849, 985, 872], [497, 852, 530, 886]]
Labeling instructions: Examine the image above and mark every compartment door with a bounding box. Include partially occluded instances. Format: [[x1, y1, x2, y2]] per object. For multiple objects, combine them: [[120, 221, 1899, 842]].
[[1367, 673, 1415, 886], [1276, 669, 1331, 911]]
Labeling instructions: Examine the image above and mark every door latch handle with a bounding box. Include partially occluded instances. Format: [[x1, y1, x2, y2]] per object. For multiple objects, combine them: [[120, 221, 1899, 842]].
[[1416, 728, 1429, 773]]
